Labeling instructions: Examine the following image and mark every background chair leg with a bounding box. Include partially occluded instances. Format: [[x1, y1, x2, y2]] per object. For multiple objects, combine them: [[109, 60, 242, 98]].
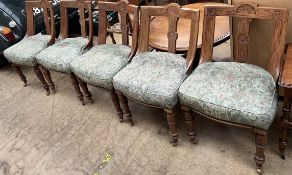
[[117, 92, 133, 126], [10, 63, 27, 87], [164, 108, 179, 147], [254, 129, 267, 174], [33, 65, 50, 96], [109, 33, 116, 44], [279, 87, 292, 159], [70, 73, 84, 105], [77, 77, 93, 103], [40, 66, 56, 94], [181, 105, 198, 144], [109, 89, 123, 122]]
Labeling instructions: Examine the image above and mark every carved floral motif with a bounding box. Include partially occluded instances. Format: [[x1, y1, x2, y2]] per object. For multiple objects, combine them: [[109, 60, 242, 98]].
[[237, 34, 248, 45], [236, 4, 256, 14], [167, 31, 178, 40]]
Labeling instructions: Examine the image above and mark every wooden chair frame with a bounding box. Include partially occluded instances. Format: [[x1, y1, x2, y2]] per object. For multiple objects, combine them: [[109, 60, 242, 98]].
[[75, 0, 139, 120], [181, 2, 289, 173], [10, 0, 56, 95], [116, 3, 200, 146], [39, 0, 94, 105]]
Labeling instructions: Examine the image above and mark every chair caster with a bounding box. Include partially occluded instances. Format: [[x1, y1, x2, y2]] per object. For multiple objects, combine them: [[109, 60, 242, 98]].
[[170, 138, 178, 147], [281, 153, 285, 160], [50, 85, 56, 94], [191, 138, 198, 144], [256, 168, 263, 174]]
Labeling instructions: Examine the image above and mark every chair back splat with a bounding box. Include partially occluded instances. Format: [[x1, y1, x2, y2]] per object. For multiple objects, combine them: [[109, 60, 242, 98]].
[[139, 3, 200, 74], [200, 2, 289, 81], [97, 0, 139, 60], [26, 0, 56, 45], [59, 0, 93, 43]]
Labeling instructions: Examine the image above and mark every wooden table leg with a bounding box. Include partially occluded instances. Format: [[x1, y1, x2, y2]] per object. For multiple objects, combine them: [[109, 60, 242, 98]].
[[279, 87, 292, 159]]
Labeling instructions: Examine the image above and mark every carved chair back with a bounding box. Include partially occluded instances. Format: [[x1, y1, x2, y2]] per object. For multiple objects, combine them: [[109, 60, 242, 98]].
[[139, 3, 200, 74], [59, 0, 93, 40], [97, 0, 139, 59], [26, 0, 56, 45], [200, 2, 289, 81]]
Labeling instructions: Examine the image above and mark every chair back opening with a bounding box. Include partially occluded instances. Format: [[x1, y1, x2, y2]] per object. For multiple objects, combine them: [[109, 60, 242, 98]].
[[200, 2, 289, 81], [139, 3, 200, 74]]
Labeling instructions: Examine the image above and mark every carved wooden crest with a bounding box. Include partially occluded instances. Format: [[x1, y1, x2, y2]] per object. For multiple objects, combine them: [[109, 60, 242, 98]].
[[235, 3, 258, 14], [165, 3, 180, 16], [118, 0, 129, 12]]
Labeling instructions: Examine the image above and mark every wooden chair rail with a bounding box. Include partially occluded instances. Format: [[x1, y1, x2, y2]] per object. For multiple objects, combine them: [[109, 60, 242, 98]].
[[97, 0, 139, 60], [26, 0, 56, 45], [200, 2, 289, 81], [139, 3, 200, 74]]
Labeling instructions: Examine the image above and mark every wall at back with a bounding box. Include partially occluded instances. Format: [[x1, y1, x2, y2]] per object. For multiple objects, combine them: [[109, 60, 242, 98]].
[[229, 0, 292, 70]]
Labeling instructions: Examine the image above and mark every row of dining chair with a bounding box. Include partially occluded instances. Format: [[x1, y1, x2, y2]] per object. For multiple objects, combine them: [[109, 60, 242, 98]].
[[3, 0, 289, 173]]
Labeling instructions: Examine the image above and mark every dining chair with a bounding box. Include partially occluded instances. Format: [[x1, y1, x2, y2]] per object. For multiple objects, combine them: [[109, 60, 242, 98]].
[[113, 3, 200, 146], [70, 0, 139, 121], [178, 3, 289, 173], [36, 0, 93, 105], [3, 0, 56, 95]]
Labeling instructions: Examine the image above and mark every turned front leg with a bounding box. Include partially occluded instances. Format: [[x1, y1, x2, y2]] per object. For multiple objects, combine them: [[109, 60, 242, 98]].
[[109, 89, 123, 122], [117, 92, 133, 126], [181, 105, 198, 144], [164, 108, 179, 147], [254, 129, 267, 174]]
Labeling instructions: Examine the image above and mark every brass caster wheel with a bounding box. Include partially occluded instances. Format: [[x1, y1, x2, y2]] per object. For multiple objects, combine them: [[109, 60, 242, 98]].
[[281, 153, 285, 160], [256, 168, 262, 174], [191, 138, 198, 144]]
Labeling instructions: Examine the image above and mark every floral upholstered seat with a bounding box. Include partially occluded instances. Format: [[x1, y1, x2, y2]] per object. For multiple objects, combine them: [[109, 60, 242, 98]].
[[36, 37, 89, 73], [178, 62, 277, 130], [3, 35, 51, 66], [113, 52, 187, 109], [70, 44, 131, 90]]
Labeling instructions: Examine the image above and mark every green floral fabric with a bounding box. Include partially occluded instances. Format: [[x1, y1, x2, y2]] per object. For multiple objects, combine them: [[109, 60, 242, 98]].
[[113, 52, 187, 109], [70, 44, 131, 90], [178, 62, 277, 130], [3, 35, 51, 66], [36, 37, 89, 73]]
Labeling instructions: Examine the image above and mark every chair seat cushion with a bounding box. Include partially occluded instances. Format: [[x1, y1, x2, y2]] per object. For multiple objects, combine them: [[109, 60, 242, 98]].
[[113, 52, 187, 109], [70, 44, 131, 90], [3, 35, 51, 66], [178, 62, 278, 130], [36, 37, 89, 73]]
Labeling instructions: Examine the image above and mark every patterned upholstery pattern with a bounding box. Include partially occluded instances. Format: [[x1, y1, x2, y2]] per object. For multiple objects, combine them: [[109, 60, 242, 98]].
[[178, 62, 278, 130], [3, 35, 51, 66], [113, 52, 187, 109], [70, 44, 131, 90], [36, 37, 89, 73]]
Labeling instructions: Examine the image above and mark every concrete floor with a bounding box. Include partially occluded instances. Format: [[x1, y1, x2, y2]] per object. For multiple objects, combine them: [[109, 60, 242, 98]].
[[1, 40, 292, 175]]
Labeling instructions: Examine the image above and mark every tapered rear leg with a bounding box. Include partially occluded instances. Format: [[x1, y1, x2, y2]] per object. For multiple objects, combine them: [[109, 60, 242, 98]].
[[10, 63, 27, 87], [70, 73, 84, 105], [33, 65, 50, 95], [77, 77, 93, 103], [40, 65, 56, 94]]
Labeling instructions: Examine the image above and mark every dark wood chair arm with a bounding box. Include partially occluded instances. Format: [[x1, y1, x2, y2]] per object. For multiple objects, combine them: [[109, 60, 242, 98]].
[[280, 44, 292, 88]]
